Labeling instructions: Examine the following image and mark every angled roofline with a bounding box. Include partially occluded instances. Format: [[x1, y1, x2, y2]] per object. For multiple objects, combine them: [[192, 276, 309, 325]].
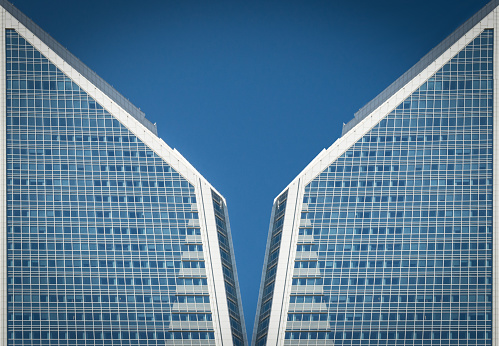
[[342, 0, 499, 135], [0, 0, 228, 199], [274, 0, 498, 203], [0, 0, 227, 199], [0, 0, 158, 135]]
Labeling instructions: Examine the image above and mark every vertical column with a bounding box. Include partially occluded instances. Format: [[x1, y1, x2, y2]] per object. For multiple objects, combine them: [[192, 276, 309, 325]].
[[275, 181, 306, 346], [266, 181, 302, 346], [0, 9, 7, 346], [221, 198, 248, 345], [251, 198, 277, 346], [494, 9, 499, 346], [198, 181, 232, 346]]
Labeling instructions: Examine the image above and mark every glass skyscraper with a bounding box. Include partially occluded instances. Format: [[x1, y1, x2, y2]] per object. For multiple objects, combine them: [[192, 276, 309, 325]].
[[253, 1, 499, 345], [0, 1, 247, 345]]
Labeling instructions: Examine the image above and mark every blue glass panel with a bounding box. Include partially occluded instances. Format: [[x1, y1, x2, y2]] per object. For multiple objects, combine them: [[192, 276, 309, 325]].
[[212, 191, 245, 345], [286, 29, 493, 345], [255, 190, 288, 346], [6, 29, 215, 345]]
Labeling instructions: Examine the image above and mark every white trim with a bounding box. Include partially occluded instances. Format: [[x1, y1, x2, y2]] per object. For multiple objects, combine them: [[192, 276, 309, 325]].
[[0, 7, 7, 346], [221, 195, 249, 346], [265, 181, 301, 346], [493, 8, 499, 346], [275, 181, 306, 346], [198, 182, 232, 346], [251, 196, 278, 345]]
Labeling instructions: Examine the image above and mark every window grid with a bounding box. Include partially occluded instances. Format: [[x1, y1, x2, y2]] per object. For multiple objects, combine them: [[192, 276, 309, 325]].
[[211, 191, 245, 345], [285, 29, 493, 346], [6, 29, 215, 345]]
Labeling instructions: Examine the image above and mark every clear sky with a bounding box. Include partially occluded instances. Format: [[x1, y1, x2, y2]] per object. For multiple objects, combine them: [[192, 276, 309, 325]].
[[9, 0, 491, 340]]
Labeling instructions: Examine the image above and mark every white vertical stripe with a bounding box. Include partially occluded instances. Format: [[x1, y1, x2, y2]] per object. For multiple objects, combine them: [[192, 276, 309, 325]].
[[251, 197, 277, 346], [199, 182, 233, 345], [0, 7, 7, 346], [221, 196, 249, 345], [492, 8, 499, 346], [266, 181, 301, 346]]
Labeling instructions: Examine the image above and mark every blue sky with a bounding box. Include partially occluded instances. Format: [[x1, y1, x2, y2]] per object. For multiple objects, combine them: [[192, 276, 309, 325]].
[[10, 0, 491, 339]]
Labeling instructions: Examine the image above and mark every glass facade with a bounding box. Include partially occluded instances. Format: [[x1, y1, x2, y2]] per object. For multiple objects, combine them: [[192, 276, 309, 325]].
[[284, 29, 493, 345], [211, 191, 245, 345], [6, 28, 221, 345], [255, 191, 288, 346]]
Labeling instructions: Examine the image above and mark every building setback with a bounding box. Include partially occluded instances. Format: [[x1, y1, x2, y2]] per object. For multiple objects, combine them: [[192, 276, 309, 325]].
[[0, 1, 247, 345], [253, 1, 499, 345]]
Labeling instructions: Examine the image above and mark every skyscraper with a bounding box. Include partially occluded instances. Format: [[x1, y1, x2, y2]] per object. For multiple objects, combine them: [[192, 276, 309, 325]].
[[0, 1, 247, 345], [253, 1, 498, 345]]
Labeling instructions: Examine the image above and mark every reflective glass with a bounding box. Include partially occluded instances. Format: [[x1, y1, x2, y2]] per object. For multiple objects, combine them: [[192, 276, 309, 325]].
[[212, 191, 245, 345], [6, 29, 215, 345], [285, 29, 493, 345], [255, 191, 288, 346]]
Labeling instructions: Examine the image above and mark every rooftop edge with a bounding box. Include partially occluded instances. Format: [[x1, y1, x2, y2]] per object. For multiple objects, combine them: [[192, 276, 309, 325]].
[[342, 0, 499, 136], [1, 0, 158, 135]]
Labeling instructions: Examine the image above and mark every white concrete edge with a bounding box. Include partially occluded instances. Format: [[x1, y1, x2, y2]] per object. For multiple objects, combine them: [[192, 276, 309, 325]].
[[492, 8, 499, 346], [265, 182, 301, 346], [273, 149, 326, 205], [199, 182, 232, 346], [220, 196, 249, 345], [0, 8, 7, 346], [251, 200, 278, 346], [274, 181, 305, 346]]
